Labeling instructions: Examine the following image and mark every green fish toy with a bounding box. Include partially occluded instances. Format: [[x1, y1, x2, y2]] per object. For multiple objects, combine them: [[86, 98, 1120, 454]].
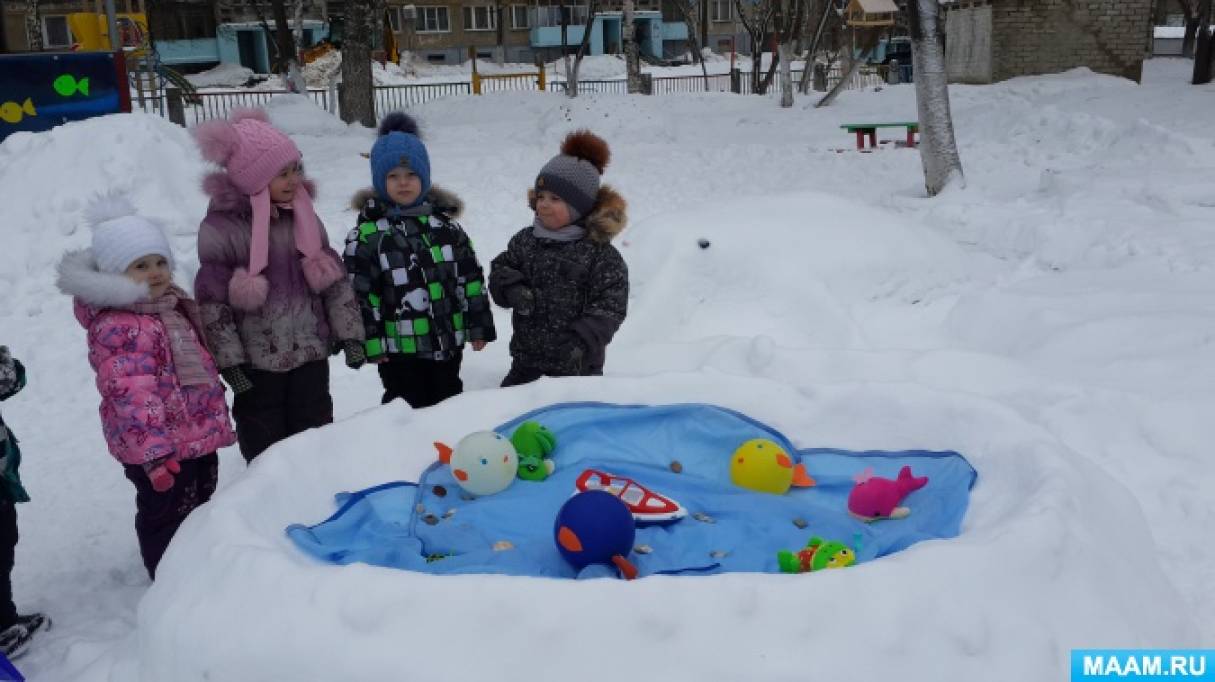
[[511, 421, 557, 482], [53, 74, 89, 98]]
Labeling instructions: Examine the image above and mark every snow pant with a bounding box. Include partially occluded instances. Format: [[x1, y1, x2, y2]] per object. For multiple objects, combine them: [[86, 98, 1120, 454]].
[[232, 360, 333, 463], [500, 359, 603, 388], [122, 453, 218, 580], [0, 502, 16, 629], [377, 352, 463, 408]]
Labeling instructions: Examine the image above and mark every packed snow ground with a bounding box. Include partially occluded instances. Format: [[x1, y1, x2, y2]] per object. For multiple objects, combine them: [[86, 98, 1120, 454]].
[[0, 59, 1212, 680]]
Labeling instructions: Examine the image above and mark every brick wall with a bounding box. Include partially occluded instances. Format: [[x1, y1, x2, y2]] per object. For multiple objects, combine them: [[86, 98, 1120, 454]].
[[990, 0, 1153, 82]]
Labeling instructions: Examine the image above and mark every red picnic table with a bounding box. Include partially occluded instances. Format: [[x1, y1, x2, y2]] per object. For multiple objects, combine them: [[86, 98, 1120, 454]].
[[840, 122, 919, 150]]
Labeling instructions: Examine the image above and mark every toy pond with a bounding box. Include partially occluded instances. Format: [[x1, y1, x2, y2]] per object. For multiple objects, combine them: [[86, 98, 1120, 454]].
[[287, 403, 977, 579]]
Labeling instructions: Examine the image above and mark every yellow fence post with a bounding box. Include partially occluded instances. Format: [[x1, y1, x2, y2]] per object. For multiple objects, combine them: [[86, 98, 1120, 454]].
[[470, 47, 482, 95], [538, 65, 546, 91]]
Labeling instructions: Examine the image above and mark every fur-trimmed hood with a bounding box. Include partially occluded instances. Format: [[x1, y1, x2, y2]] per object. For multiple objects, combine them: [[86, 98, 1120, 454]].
[[56, 248, 154, 308], [349, 185, 464, 218], [528, 185, 627, 243], [202, 172, 319, 215]]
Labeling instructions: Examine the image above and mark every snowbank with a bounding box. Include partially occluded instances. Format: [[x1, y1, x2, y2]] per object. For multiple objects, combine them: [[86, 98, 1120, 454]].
[[128, 373, 1195, 682], [185, 63, 256, 89]]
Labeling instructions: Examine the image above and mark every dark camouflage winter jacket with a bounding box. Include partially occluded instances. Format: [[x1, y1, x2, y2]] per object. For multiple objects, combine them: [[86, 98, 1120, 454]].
[[344, 187, 496, 362], [0, 346, 31, 503], [489, 186, 628, 376]]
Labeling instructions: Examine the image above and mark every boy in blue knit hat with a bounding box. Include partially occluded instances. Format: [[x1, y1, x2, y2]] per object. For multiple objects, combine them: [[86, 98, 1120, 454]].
[[343, 113, 496, 407]]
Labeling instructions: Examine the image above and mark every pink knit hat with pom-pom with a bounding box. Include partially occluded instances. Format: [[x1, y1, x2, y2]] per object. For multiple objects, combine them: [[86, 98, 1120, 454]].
[[194, 108, 302, 195], [193, 109, 344, 311]]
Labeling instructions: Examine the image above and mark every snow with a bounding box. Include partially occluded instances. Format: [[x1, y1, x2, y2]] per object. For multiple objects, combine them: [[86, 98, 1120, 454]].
[[1, 58, 1213, 680], [184, 63, 257, 89]]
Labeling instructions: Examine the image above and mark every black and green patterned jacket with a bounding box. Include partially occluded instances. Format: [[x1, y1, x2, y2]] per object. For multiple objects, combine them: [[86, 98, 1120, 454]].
[[344, 187, 496, 362]]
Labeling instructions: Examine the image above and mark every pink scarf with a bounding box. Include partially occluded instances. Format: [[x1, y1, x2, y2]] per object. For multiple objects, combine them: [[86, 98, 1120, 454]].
[[129, 286, 213, 387], [227, 185, 346, 311]]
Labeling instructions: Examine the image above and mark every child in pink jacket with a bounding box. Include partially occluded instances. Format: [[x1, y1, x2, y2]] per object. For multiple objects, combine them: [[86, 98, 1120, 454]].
[[56, 195, 237, 580]]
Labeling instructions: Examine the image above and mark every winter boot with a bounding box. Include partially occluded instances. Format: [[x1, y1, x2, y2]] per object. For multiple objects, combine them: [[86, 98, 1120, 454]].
[[0, 613, 50, 660]]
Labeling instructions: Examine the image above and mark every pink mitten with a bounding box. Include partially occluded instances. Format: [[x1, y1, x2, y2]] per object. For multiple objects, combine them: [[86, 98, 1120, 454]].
[[144, 457, 181, 493]]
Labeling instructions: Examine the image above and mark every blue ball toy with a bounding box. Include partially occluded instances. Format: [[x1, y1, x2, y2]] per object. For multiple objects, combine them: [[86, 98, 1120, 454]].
[[554, 490, 638, 579]]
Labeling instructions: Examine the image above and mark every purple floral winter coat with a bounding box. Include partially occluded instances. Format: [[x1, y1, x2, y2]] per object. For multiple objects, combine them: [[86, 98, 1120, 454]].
[[194, 174, 364, 372], [58, 250, 237, 466]]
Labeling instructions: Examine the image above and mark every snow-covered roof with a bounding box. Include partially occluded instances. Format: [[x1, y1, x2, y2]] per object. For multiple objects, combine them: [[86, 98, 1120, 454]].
[[853, 0, 899, 13]]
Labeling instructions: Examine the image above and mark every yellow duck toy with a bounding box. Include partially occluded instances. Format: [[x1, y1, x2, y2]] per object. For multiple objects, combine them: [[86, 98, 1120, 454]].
[[730, 438, 815, 494]]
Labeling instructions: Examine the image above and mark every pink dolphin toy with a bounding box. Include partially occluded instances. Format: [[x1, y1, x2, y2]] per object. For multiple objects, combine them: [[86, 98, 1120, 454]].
[[847, 465, 928, 522]]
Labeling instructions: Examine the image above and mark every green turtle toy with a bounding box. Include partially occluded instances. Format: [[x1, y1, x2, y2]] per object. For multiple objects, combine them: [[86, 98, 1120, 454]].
[[511, 421, 557, 481]]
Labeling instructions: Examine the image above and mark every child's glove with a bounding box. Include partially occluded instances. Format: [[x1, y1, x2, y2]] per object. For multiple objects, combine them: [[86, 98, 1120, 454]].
[[506, 286, 535, 316], [558, 333, 585, 375], [221, 366, 254, 395], [143, 456, 181, 493], [343, 340, 366, 369]]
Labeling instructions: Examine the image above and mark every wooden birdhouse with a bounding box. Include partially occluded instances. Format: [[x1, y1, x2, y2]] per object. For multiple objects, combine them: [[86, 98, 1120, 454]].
[[844, 0, 899, 27]]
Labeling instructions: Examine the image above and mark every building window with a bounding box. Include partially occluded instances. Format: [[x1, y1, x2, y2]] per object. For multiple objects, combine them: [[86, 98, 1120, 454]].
[[511, 4, 529, 29], [462, 5, 497, 31], [418, 6, 450, 32], [388, 8, 401, 31], [149, 1, 216, 40], [710, 0, 732, 22], [530, 4, 589, 28], [426, 53, 447, 62], [42, 16, 72, 47]]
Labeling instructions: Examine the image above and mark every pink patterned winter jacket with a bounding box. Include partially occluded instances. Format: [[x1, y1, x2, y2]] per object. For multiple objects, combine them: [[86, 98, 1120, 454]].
[[58, 250, 237, 466]]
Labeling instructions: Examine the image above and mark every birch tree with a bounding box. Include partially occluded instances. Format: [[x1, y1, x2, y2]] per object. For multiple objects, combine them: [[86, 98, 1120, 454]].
[[25, 0, 43, 51], [907, 0, 963, 196]]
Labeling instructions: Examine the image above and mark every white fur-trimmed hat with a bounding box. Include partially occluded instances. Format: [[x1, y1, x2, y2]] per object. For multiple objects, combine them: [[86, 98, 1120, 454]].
[[85, 194, 175, 274]]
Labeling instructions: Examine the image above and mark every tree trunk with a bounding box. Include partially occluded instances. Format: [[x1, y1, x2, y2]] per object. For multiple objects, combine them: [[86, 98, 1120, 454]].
[[568, 2, 598, 97], [561, 8, 572, 90], [25, 0, 42, 51], [798, 0, 832, 93], [287, 0, 308, 92], [907, 0, 964, 196], [495, 0, 506, 65], [624, 0, 643, 93], [778, 41, 793, 106], [1194, 0, 1214, 84], [675, 0, 710, 89], [340, 0, 376, 126]]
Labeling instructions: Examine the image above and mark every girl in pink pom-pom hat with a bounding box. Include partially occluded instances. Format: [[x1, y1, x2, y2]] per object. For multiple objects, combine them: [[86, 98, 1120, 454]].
[[192, 108, 364, 462]]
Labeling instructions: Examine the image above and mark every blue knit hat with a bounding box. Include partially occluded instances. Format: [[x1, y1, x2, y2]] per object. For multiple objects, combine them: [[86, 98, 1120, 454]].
[[370, 113, 431, 207]]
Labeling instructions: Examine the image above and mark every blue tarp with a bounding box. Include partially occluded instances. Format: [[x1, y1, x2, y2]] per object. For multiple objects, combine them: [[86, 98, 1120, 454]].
[[287, 403, 977, 578]]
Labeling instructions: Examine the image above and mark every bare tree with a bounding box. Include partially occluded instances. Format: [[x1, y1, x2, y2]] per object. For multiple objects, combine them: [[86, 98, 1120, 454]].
[[734, 0, 778, 93], [907, 0, 963, 196], [624, 0, 643, 93], [25, 0, 43, 51], [671, 0, 711, 89], [566, 0, 601, 96], [340, 0, 377, 126], [774, 0, 808, 106], [270, 0, 304, 92], [495, 0, 507, 64], [1177, 0, 1200, 57], [1194, 0, 1213, 83], [814, 25, 880, 107], [798, 0, 835, 93]]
